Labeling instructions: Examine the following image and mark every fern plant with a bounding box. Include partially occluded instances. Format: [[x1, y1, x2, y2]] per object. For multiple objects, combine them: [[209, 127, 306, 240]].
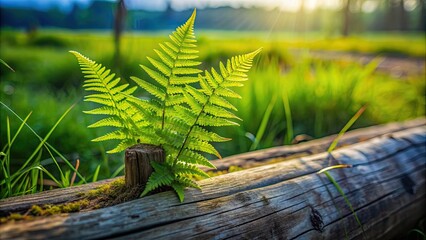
[[71, 9, 261, 202]]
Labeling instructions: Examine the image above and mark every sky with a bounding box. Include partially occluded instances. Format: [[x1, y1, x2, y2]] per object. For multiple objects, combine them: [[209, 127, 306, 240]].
[[0, 0, 342, 12]]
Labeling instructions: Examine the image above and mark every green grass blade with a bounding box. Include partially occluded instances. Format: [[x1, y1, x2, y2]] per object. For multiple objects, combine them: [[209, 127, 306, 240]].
[[1, 102, 87, 184], [328, 105, 367, 152], [5, 117, 12, 195], [0, 113, 32, 196], [4, 112, 32, 153], [0, 58, 15, 72], [35, 166, 63, 188], [14, 103, 76, 177], [250, 95, 277, 151], [281, 88, 293, 145], [408, 229, 426, 238], [318, 164, 352, 173], [111, 164, 125, 178], [9, 150, 43, 190], [30, 168, 39, 194], [39, 171, 44, 192], [92, 164, 101, 182], [322, 170, 366, 237], [6, 116, 11, 155], [318, 174, 350, 239], [46, 144, 86, 184]]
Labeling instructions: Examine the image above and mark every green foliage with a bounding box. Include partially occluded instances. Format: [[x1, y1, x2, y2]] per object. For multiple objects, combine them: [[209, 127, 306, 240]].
[[227, 57, 424, 155], [70, 51, 141, 153], [0, 102, 85, 199], [72, 9, 261, 201]]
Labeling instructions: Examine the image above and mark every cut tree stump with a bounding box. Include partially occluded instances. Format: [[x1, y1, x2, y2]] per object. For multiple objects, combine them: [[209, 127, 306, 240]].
[[124, 144, 164, 187], [0, 118, 425, 240]]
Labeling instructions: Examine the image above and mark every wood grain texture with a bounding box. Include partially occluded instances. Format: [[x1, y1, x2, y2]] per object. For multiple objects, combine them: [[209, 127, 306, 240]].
[[1, 118, 423, 217], [124, 144, 164, 187], [0, 124, 424, 240], [210, 117, 426, 171]]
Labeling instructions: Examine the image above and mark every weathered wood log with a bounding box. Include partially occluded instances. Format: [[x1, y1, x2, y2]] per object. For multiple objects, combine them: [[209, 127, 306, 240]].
[[210, 117, 426, 171], [0, 118, 424, 217], [124, 144, 164, 187], [0, 123, 424, 240]]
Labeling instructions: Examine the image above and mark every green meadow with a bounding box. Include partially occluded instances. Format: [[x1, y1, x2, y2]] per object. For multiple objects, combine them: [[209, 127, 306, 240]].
[[1, 29, 424, 196]]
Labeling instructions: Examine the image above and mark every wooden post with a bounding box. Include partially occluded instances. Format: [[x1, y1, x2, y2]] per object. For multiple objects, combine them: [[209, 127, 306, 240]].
[[124, 144, 164, 187]]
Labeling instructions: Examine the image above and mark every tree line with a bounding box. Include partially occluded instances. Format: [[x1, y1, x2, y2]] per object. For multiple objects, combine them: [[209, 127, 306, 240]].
[[0, 0, 424, 34]]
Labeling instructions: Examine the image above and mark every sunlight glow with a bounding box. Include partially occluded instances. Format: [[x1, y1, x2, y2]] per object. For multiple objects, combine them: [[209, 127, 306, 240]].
[[170, 0, 341, 11]]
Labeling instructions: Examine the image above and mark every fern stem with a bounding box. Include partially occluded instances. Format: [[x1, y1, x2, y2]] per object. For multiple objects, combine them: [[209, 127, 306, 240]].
[[172, 51, 260, 166], [160, 12, 196, 130], [173, 103, 208, 167]]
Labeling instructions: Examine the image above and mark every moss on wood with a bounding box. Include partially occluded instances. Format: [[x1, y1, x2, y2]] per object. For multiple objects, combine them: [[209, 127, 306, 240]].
[[0, 178, 142, 224]]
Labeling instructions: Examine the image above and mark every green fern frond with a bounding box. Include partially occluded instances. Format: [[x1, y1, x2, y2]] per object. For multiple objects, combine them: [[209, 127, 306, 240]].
[[170, 182, 185, 202], [203, 104, 241, 120], [175, 175, 201, 190], [186, 85, 208, 104], [186, 138, 221, 158], [70, 51, 143, 152], [88, 117, 124, 128], [91, 130, 128, 141], [140, 162, 174, 197], [169, 76, 199, 85], [109, 139, 139, 154], [72, 12, 261, 203], [140, 65, 168, 87], [165, 95, 186, 106], [179, 149, 216, 169], [130, 76, 166, 101], [209, 94, 237, 111], [196, 113, 239, 127], [191, 126, 230, 142], [170, 49, 262, 171], [214, 87, 242, 99], [174, 162, 210, 178], [134, 9, 201, 130]]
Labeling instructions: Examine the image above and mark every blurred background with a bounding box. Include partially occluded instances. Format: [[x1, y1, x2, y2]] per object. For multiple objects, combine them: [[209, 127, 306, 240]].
[[0, 0, 425, 184]]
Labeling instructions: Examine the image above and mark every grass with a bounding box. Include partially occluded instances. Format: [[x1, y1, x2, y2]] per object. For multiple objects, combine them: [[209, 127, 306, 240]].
[[317, 105, 368, 239], [0, 29, 424, 197], [0, 101, 86, 198], [216, 56, 424, 156]]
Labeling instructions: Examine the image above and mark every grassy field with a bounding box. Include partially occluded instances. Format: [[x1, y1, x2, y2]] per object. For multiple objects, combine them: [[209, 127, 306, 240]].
[[0, 29, 424, 196]]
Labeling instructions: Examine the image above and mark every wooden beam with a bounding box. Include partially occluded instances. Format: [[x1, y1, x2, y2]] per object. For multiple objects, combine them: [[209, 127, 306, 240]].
[[0, 124, 424, 239]]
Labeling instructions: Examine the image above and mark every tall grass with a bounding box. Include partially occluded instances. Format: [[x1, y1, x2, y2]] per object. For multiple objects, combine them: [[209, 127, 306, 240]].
[[215, 56, 424, 156], [0, 102, 86, 198]]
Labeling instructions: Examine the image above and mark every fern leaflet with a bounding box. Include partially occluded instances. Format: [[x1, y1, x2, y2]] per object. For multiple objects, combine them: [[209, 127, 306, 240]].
[[70, 51, 146, 153]]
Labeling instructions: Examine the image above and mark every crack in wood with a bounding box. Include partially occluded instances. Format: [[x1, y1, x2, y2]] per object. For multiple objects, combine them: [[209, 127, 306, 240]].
[[309, 206, 324, 233]]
